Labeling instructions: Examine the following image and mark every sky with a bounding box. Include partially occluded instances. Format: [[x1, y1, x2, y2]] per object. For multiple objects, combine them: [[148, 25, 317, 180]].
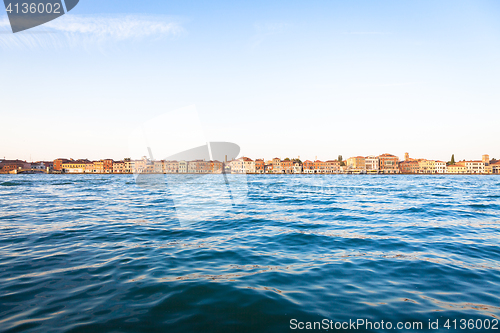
[[1, 0, 499, 162]]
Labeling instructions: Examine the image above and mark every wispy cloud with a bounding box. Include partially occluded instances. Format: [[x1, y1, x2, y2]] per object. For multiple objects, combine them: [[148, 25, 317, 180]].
[[0, 14, 184, 50]]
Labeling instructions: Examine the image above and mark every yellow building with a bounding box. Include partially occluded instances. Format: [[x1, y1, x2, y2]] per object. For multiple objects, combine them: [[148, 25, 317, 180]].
[[447, 162, 467, 174], [62, 160, 87, 173], [418, 160, 436, 174], [346, 156, 366, 173]]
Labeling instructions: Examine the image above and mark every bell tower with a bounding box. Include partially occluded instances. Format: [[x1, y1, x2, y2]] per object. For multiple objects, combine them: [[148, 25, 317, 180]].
[[482, 154, 490, 165]]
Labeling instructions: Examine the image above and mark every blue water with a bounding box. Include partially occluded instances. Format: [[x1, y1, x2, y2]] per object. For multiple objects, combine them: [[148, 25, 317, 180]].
[[0, 175, 499, 332]]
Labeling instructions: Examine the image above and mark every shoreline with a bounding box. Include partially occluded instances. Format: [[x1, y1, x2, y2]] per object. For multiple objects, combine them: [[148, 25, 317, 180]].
[[1, 172, 498, 176]]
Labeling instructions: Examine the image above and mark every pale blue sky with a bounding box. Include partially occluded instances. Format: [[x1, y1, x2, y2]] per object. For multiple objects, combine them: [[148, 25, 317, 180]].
[[1, 0, 499, 162]]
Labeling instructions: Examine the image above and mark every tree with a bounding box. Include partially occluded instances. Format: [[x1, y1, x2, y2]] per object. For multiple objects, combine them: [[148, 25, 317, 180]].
[[450, 154, 455, 165], [338, 155, 343, 162]]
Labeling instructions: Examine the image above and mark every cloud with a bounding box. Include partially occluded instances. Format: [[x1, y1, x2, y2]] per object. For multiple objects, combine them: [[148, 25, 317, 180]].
[[0, 14, 184, 50]]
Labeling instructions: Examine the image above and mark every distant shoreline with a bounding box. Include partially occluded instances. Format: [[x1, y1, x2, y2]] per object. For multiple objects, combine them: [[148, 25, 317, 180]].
[[1, 173, 498, 176]]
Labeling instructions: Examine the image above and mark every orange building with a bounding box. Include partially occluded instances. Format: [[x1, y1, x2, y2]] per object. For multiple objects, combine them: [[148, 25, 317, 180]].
[[399, 160, 419, 174], [0, 160, 25, 173], [103, 159, 113, 173], [210, 160, 223, 173], [281, 159, 294, 174], [325, 160, 340, 173], [303, 160, 314, 173], [53, 158, 71, 171], [313, 160, 326, 173], [255, 159, 265, 173], [378, 154, 400, 174]]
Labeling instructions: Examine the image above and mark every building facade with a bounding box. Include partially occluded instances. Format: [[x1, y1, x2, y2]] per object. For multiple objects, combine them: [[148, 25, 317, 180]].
[[378, 154, 400, 174]]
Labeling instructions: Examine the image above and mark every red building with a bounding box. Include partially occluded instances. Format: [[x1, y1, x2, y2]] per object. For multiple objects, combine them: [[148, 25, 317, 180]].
[[325, 160, 340, 173], [303, 160, 314, 173], [0, 160, 25, 173], [281, 159, 294, 174], [53, 158, 70, 171], [399, 160, 419, 174], [378, 154, 400, 174], [313, 160, 326, 173], [255, 159, 265, 173], [103, 159, 114, 173]]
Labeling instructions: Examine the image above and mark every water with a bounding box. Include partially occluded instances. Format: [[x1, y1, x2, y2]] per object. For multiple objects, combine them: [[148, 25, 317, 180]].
[[0, 174, 499, 332]]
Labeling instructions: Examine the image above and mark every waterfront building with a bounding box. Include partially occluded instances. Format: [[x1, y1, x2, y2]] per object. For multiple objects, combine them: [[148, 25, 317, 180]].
[[293, 160, 303, 173], [346, 156, 366, 173], [103, 159, 113, 173], [131, 158, 148, 174], [365, 156, 380, 173], [154, 160, 164, 173], [483, 154, 490, 165], [447, 162, 467, 174], [53, 158, 71, 171], [113, 161, 125, 173], [272, 158, 282, 174], [178, 160, 188, 173], [435, 161, 447, 174], [85, 162, 95, 173], [325, 160, 340, 173], [230, 157, 255, 174], [0, 160, 26, 173], [124, 159, 133, 173], [418, 160, 436, 174], [211, 160, 223, 173], [188, 160, 199, 173], [378, 154, 400, 174], [255, 159, 265, 173], [465, 160, 485, 174], [313, 160, 326, 173], [264, 162, 274, 174], [93, 161, 104, 173], [486, 161, 500, 174], [30, 162, 46, 171], [165, 160, 179, 173], [399, 160, 419, 174], [62, 160, 89, 173], [29, 161, 53, 173], [302, 160, 314, 173], [281, 159, 294, 174]]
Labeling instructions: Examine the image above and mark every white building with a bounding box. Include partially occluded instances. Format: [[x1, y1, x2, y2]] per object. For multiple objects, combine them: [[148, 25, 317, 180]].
[[435, 161, 447, 174], [293, 162, 303, 174], [365, 156, 380, 173], [230, 157, 255, 174], [178, 160, 188, 173], [465, 161, 485, 174]]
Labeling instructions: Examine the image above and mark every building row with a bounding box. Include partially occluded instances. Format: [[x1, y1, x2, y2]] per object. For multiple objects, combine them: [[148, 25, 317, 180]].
[[1, 153, 499, 175]]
